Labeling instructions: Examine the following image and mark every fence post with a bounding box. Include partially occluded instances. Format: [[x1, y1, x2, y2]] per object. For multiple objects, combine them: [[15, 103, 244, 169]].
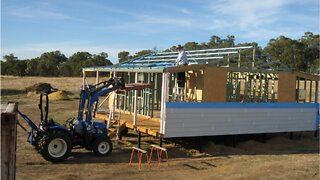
[[1, 103, 18, 180]]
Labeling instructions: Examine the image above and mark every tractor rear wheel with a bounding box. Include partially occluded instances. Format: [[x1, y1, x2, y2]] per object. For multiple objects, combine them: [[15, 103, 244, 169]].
[[93, 137, 112, 156], [39, 131, 72, 162]]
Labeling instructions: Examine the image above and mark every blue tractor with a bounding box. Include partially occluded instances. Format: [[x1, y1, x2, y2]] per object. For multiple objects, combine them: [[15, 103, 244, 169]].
[[18, 77, 125, 162]]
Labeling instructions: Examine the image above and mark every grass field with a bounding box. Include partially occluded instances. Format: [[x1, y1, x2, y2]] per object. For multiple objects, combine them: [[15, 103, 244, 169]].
[[1, 76, 319, 180]]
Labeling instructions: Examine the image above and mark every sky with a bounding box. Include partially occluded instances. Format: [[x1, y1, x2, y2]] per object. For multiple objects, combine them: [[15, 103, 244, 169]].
[[1, 0, 319, 63]]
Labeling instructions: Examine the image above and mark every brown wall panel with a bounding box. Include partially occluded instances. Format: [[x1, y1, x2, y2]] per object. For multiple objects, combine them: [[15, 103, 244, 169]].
[[278, 72, 296, 102], [202, 67, 227, 102]]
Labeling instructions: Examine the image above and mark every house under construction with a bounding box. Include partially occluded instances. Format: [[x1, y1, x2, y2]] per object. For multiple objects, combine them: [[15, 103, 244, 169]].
[[82, 46, 319, 144]]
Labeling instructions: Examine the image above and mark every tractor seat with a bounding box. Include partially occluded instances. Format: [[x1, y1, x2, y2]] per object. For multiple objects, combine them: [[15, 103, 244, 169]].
[[47, 118, 56, 126], [37, 85, 58, 95]]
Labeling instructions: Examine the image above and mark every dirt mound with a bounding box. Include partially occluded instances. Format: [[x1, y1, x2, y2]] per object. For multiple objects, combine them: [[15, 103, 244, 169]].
[[202, 142, 242, 155], [25, 83, 69, 100], [26, 91, 37, 97], [268, 136, 293, 145], [25, 83, 53, 93], [48, 90, 69, 100], [238, 140, 267, 150], [202, 138, 285, 155], [266, 136, 300, 151], [237, 140, 270, 154]]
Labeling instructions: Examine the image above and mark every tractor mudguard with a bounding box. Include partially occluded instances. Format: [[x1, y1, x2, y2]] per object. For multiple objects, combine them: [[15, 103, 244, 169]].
[[47, 125, 73, 142], [93, 121, 108, 135]]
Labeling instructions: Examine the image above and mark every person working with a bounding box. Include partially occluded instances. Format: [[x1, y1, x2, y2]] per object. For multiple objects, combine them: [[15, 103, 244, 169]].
[[175, 45, 188, 66], [175, 45, 188, 101]]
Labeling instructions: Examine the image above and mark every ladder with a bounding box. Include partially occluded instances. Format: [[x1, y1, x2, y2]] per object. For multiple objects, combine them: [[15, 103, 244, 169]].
[[176, 86, 185, 101], [174, 73, 186, 102], [107, 92, 126, 140], [106, 83, 153, 139]]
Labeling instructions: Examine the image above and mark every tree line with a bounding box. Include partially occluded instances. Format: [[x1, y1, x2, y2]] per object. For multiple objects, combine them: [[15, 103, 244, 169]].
[[1, 51, 113, 77], [1, 32, 319, 76]]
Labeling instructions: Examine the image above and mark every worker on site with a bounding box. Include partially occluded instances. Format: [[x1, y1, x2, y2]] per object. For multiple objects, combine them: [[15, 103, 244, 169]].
[[175, 44, 188, 66], [175, 45, 188, 101]]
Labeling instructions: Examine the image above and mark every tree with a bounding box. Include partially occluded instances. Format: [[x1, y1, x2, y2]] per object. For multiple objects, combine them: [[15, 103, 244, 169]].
[[209, 35, 222, 47], [118, 51, 130, 63], [58, 62, 73, 76], [67, 51, 92, 76], [1, 61, 10, 75], [265, 36, 308, 71], [208, 35, 236, 48], [3, 53, 18, 61], [58, 52, 113, 77], [309, 58, 320, 74], [299, 32, 320, 73], [1, 54, 19, 75], [224, 35, 235, 47], [12, 60, 27, 76], [37, 51, 67, 76], [135, 50, 153, 57], [184, 42, 199, 50], [25, 58, 39, 76], [91, 52, 113, 66]]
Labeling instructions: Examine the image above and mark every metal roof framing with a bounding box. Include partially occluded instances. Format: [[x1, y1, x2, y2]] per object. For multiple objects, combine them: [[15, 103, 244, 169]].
[[83, 46, 254, 73]]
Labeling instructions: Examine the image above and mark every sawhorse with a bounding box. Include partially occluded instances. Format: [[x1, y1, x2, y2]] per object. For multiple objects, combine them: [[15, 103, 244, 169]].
[[148, 144, 169, 169], [129, 147, 149, 171]]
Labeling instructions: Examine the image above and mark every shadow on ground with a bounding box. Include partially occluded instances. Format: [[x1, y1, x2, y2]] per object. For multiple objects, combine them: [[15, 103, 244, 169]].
[[1, 89, 25, 95], [46, 131, 319, 165]]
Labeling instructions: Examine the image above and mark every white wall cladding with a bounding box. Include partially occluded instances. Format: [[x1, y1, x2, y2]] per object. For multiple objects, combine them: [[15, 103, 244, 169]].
[[164, 103, 318, 138]]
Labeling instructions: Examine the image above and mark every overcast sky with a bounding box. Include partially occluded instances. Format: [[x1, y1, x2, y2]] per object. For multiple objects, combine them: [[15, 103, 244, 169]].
[[2, 0, 319, 63]]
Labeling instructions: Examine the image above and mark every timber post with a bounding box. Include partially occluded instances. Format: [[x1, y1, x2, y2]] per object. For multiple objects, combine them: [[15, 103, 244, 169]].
[[1, 102, 18, 180], [137, 131, 141, 148]]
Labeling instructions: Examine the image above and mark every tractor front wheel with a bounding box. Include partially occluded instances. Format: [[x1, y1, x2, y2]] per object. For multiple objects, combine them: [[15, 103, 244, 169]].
[[39, 131, 72, 162], [93, 137, 112, 156]]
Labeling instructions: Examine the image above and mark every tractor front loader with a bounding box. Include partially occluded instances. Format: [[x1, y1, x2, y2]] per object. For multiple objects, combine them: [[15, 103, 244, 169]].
[[18, 77, 125, 162]]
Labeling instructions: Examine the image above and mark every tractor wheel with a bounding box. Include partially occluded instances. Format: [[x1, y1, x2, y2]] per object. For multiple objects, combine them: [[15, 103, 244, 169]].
[[39, 131, 72, 162], [93, 137, 112, 156]]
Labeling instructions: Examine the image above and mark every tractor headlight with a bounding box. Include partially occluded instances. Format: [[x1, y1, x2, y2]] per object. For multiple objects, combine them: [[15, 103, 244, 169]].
[[33, 130, 38, 137], [39, 123, 44, 130]]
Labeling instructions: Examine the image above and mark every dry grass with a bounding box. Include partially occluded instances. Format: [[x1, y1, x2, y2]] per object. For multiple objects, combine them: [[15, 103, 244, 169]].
[[1, 76, 89, 93], [1, 76, 319, 180]]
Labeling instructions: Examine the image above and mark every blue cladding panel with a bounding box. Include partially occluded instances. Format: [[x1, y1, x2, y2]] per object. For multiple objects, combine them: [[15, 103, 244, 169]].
[[164, 102, 319, 138], [166, 102, 318, 109]]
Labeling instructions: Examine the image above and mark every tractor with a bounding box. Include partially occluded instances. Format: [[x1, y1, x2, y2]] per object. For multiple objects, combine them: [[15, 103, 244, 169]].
[[18, 77, 125, 162]]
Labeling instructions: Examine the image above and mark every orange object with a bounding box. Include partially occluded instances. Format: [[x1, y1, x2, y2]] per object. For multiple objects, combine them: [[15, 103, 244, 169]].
[[148, 144, 168, 169], [129, 147, 149, 171]]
